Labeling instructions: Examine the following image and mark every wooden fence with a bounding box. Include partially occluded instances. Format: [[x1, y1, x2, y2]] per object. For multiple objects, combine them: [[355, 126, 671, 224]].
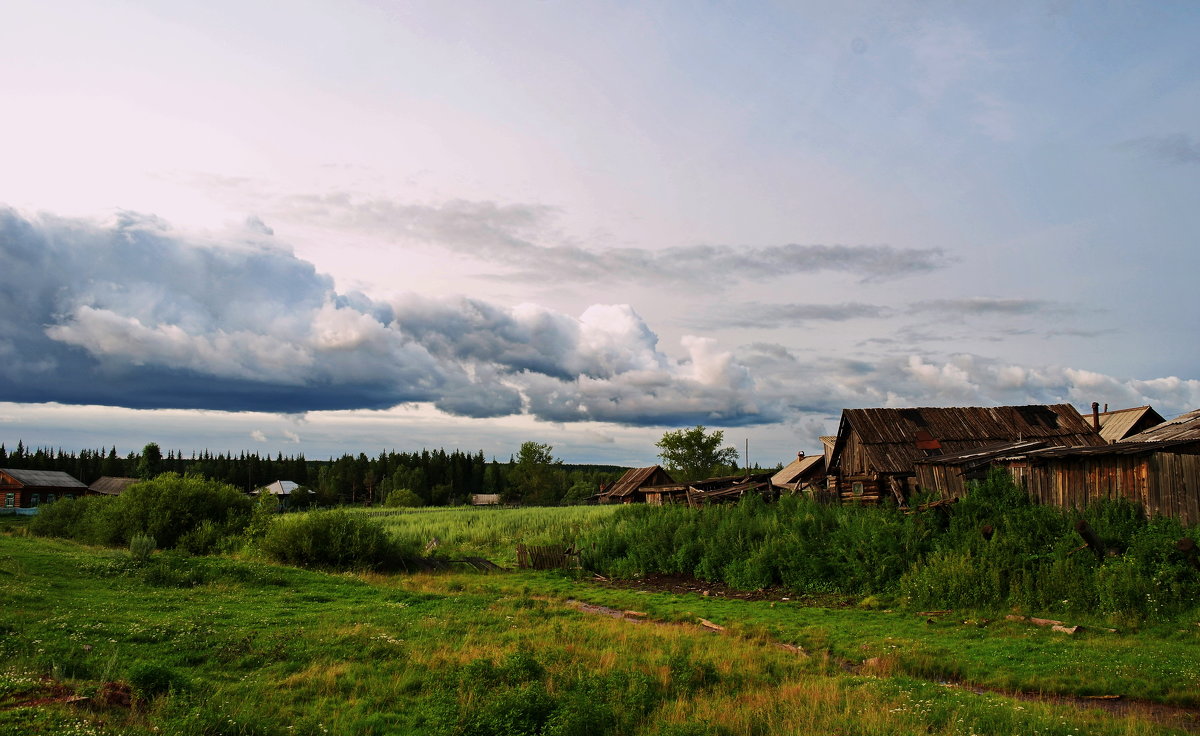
[[516, 544, 579, 570]]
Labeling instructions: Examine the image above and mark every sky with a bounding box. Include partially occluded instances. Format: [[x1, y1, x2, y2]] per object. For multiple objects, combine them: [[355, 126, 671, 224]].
[[1, 1, 1198, 466]]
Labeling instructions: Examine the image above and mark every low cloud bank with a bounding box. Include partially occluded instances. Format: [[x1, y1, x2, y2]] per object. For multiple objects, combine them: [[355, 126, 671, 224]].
[[2, 207, 1195, 427]]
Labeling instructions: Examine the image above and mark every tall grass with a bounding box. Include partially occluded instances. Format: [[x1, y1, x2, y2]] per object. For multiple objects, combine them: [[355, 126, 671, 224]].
[[580, 472, 1200, 624], [350, 504, 623, 563]]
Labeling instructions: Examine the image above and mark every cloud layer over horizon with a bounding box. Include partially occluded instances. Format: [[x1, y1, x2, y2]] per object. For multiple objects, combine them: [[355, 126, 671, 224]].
[[4, 205, 1198, 440]]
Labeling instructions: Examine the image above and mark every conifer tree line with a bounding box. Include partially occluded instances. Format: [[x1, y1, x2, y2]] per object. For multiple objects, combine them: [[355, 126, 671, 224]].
[[0, 440, 626, 507]]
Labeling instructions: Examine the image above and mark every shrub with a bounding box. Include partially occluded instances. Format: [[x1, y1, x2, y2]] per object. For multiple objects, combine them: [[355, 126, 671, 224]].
[[384, 488, 425, 508], [129, 533, 157, 563], [127, 661, 187, 700], [259, 510, 420, 571]]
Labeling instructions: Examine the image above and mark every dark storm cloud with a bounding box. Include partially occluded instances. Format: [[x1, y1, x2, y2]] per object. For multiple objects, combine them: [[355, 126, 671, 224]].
[[279, 194, 950, 284], [1118, 133, 1200, 165], [0, 207, 775, 425]]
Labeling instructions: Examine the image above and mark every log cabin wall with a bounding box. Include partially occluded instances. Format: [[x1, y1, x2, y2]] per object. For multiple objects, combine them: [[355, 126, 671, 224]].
[[1010, 450, 1200, 525]]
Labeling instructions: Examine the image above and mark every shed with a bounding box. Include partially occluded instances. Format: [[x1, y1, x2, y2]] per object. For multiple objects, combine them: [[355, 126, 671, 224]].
[[89, 476, 139, 496], [1121, 408, 1200, 443], [1096, 405, 1166, 443], [1004, 440, 1200, 525], [913, 440, 1049, 499], [471, 494, 501, 506], [828, 404, 1105, 504], [1, 468, 88, 511], [599, 466, 675, 504]]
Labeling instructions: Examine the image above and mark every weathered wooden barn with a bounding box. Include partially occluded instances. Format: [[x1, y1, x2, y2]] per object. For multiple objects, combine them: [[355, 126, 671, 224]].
[[913, 440, 1048, 499], [827, 405, 1105, 504], [1096, 405, 1166, 443], [598, 465, 675, 504], [1, 468, 89, 511], [1001, 440, 1200, 524]]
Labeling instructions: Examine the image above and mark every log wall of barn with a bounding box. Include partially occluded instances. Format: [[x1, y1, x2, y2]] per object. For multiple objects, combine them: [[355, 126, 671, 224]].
[[1015, 452, 1200, 526]]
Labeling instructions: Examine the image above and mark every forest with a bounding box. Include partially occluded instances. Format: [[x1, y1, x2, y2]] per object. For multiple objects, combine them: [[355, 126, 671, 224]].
[[0, 440, 627, 507]]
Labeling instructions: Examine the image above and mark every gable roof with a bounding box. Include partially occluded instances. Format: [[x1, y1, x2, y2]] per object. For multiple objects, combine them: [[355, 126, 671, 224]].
[[604, 466, 674, 499], [771, 454, 825, 486], [256, 480, 299, 496], [832, 404, 1104, 475], [0, 469, 87, 488], [89, 476, 139, 495], [1097, 405, 1166, 443], [1123, 408, 1200, 443]]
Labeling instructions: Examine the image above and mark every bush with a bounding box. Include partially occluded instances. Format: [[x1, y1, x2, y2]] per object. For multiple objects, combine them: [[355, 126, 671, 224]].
[[384, 488, 425, 508], [260, 510, 420, 571], [129, 533, 157, 563], [127, 661, 187, 700], [30, 473, 252, 551]]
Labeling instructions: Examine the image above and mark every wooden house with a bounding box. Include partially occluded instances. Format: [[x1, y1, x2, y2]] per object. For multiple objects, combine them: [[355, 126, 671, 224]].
[[827, 405, 1105, 504], [89, 476, 139, 496], [471, 493, 501, 506], [637, 472, 777, 507], [598, 466, 675, 504], [1, 468, 89, 511], [771, 452, 826, 492], [1096, 405, 1166, 443]]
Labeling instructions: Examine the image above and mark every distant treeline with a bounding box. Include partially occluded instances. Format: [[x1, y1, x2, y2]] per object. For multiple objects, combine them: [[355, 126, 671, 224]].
[[0, 441, 627, 506]]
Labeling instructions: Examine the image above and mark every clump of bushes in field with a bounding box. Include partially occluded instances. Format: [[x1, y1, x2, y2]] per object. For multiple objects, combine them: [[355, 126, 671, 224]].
[[259, 509, 422, 571], [580, 471, 1200, 623], [31, 473, 252, 553]]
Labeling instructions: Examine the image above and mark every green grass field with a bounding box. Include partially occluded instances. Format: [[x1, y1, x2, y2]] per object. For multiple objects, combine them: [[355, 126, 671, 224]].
[[2, 510, 1198, 735], [351, 504, 623, 564]]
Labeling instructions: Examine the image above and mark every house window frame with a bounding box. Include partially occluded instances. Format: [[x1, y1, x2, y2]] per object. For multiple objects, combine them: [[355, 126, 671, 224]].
[[4, 493, 13, 508]]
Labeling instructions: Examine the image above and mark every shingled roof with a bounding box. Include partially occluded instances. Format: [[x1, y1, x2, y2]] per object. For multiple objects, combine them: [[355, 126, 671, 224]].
[[832, 404, 1105, 475], [1, 469, 87, 488]]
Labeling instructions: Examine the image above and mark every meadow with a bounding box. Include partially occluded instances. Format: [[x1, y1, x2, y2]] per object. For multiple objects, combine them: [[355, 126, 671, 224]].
[[2, 501, 1199, 736], [351, 504, 623, 565]]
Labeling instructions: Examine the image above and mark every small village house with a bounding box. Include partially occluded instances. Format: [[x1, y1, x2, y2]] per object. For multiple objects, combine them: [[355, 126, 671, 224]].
[[0, 469, 89, 513], [770, 451, 826, 492], [1120, 407, 1200, 443], [471, 493, 501, 506], [253, 480, 299, 509]]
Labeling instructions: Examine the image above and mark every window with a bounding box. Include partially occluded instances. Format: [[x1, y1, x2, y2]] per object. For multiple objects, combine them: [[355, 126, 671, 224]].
[[30, 494, 40, 508], [852, 481, 864, 497], [4, 493, 13, 508]]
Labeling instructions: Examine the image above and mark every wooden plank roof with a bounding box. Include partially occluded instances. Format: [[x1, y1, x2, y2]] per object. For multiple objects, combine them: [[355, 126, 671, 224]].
[[832, 404, 1104, 474], [771, 454, 824, 486], [1122, 408, 1200, 443], [1097, 405, 1166, 443], [88, 476, 139, 495], [0, 469, 87, 488], [605, 465, 674, 498]]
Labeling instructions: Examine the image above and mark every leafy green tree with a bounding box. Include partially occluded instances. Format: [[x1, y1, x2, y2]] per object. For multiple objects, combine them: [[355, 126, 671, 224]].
[[655, 426, 739, 482], [136, 442, 163, 479], [509, 441, 565, 505]]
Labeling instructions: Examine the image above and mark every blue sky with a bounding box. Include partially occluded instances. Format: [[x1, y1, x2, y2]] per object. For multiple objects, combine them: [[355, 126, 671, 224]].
[[1, 1, 1197, 465]]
